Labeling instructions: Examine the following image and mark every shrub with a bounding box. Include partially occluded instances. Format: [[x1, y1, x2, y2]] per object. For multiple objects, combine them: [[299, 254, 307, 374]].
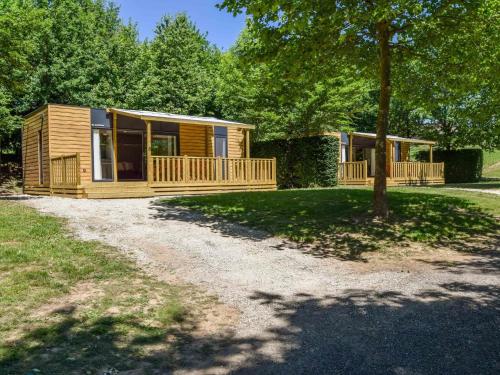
[[253, 135, 339, 188], [417, 148, 483, 183]]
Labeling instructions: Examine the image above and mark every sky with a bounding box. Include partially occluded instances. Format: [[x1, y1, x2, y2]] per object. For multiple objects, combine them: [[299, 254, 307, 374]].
[[115, 0, 246, 50]]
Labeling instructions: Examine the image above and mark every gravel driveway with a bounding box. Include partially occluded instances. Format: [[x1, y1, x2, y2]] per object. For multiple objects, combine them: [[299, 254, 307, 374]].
[[25, 196, 499, 374]]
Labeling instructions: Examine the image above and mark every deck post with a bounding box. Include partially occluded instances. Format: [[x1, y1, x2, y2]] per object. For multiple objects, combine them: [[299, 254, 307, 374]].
[[216, 156, 222, 182], [429, 144, 433, 163], [245, 157, 251, 182], [183, 155, 188, 182], [388, 141, 393, 178], [363, 159, 368, 180], [349, 133, 353, 162], [245, 129, 250, 158], [62, 157, 67, 185], [146, 120, 152, 184], [211, 125, 215, 157], [76, 153, 81, 186], [272, 157, 277, 184], [113, 112, 118, 182]]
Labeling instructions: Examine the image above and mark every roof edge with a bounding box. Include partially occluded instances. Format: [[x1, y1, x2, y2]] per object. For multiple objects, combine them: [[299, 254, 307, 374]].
[[109, 108, 255, 129], [351, 131, 436, 145]]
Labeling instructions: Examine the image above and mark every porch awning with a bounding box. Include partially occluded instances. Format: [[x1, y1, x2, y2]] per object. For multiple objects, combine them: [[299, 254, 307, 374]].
[[108, 108, 255, 129], [352, 132, 436, 145]]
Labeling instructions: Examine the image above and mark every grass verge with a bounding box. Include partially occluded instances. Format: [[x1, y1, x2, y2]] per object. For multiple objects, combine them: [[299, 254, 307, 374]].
[[483, 149, 500, 178], [0, 200, 199, 374], [163, 187, 499, 260]]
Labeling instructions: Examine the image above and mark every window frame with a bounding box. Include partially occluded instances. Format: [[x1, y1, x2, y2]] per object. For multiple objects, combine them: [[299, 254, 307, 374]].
[[91, 127, 115, 182], [91, 109, 115, 182], [151, 133, 179, 157]]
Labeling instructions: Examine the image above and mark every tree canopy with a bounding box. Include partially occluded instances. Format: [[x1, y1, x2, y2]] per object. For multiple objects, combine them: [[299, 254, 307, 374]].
[[218, 0, 497, 216]]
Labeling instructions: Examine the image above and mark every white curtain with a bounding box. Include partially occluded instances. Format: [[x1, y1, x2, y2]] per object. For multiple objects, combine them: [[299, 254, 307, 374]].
[[92, 129, 102, 180]]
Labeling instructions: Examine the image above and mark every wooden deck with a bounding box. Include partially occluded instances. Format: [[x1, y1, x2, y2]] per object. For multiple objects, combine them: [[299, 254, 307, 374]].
[[24, 154, 277, 198], [338, 161, 445, 186]]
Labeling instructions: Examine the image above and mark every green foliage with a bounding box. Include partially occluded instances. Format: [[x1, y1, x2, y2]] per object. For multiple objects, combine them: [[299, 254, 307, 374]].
[[418, 148, 483, 183], [0, 3, 220, 154], [253, 135, 339, 188], [215, 29, 373, 141], [129, 13, 220, 115], [392, 1, 500, 150], [0, 0, 46, 153], [1, 0, 497, 160], [218, 0, 498, 153]]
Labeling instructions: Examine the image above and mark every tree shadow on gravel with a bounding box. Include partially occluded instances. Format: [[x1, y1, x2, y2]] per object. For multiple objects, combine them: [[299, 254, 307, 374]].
[[418, 249, 500, 275], [4, 281, 499, 374], [152, 189, 500, 261]]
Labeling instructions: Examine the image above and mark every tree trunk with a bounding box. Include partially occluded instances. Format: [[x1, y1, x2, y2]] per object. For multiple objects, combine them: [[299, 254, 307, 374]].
[[373, 21, 391, 218]]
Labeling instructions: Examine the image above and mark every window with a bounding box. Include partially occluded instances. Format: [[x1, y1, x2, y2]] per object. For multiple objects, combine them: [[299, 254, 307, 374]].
[[214, 126, 228, 157], [394, 142, 401, 162], [152, 135, 177, 156], [92, 129, 114, 180]]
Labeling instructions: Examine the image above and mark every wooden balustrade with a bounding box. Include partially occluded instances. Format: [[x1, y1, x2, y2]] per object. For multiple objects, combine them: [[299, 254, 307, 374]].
[[50, 153, 80, 187], [151, 156, 276, 185], [338, 161, 368, 183], [392, 162, 444, 180], [339, 160, 444, 184]]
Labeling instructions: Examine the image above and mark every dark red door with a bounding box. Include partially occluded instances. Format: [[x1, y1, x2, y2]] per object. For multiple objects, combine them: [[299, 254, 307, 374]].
[[117, 131, 144, 180]]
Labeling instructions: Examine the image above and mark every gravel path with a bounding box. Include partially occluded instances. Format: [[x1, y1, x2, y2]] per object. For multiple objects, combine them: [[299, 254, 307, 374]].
[[24, 196, 500, 374], [443, 187, 500, 195]]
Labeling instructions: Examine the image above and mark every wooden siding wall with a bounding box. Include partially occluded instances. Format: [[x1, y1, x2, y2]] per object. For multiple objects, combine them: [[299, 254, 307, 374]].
[[206, 126, 214, 156], [23, 107, 49, 186], [48, 105, 92, 183], [386, 140, 393, 164], [179, 124, 246, 158], [228, 128, 245, 158], [401, 142, 410, 161], [179, 124, 207, 156]]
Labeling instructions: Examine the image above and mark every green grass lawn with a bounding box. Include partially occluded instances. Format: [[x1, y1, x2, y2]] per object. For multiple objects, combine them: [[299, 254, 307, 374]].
[[483, 149, 500, 178], [0, 201, 204, 374], [164, 187, 499, 260]]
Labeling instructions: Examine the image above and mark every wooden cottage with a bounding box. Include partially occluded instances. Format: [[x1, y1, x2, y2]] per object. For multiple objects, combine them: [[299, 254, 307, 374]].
[[22, 104, 276, 198], [336, 131, 445, 185]]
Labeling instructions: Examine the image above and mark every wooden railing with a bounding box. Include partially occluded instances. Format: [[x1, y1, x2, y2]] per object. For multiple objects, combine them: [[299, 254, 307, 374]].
[[338, 161, 368, 183], [392, 162, 444, 180], [151, 156, 276, 185], [51, 153, 80, 187]]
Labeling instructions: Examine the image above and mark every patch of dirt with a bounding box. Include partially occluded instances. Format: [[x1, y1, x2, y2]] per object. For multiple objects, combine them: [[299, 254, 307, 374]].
[[350, 246, 476, 274], [0, 240, 21, 246], [32, 281, 105, 318]]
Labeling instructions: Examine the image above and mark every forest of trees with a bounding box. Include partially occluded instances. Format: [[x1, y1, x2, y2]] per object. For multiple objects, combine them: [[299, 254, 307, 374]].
[[1, 0, 498, 158]]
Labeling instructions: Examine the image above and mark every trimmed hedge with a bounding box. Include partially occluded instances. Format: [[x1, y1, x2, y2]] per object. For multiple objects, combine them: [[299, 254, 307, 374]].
[[417, 148, 483, 183], [253, 135, 339, 188]]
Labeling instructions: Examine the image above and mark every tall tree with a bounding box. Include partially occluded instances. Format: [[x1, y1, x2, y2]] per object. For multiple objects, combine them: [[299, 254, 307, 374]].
[[129, 13, 220, 115], [24, 0, 140, 108], [219, 0, 485, 217], [0, 0, 142, 156], [0, 0, 46, 159], [393, 0, 500, 151]]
